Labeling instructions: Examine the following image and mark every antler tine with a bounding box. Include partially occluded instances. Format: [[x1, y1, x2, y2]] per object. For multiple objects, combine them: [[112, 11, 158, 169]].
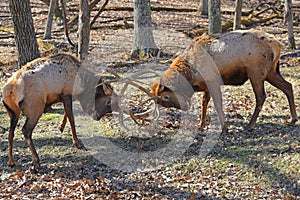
[[117, 86, 140, 130], [130, 69, 164, 80], [126, 70, 162, 126], [109, 68, 163, 130], [95, 80, 119, 88], [120, 68, 164, 99], [107, 68, 121, 79], [94, 69, 122, 88], [118, 107, 128, 130], [127, 81, 157, 100], [123, 82, 160, 127], [124, 109, 146, 126]]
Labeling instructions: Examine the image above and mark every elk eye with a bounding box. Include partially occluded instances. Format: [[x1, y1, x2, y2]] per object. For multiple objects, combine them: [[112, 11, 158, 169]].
[[163, 95, 169, 101], [106, 99, 112, 106]]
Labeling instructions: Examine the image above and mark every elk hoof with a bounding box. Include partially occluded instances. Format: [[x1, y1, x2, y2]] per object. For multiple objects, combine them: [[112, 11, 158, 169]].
[[197, 120, 209, 130], [8, 162, 15, 168], [287, 118, 298, 125], [221, 126, 228, 134], [30, 161, 41, 173], [59, 126, 64, 133], [79, 145, 87, 151], [245, 125, 255, 131], [196, 123, 205, 131], [30, 165, 41, 174], [219, 122, 228, 134], [74, 142, 87, 151]]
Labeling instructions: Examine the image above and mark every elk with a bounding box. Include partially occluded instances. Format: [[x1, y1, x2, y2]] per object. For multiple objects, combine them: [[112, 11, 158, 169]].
[[151, 29, 298, 132], [2, 53, 116, 168]]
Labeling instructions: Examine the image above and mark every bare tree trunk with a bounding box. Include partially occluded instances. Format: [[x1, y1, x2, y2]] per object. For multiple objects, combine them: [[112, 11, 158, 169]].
[[78, 0, 90, 61], [198, 0, 208, 16], [284, 0, 296, 49], [208, 0, 221, 34], [233, 0, 242, 30], [39, 0, 62, 19], [9, 0, 40, 68], [44, 0, 57, 39], [131, 0, 159, 59]]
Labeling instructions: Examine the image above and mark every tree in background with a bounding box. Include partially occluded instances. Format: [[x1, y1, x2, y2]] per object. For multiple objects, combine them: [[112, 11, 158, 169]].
[[284, 0, 296, 49], [131, 0, 159, 59], [78, 0, 90, 61], [198, 0, 208, 16], [208, 0, 221, 34], [9, 0, 40, 68], [40, 0, 62, 19], [44, 0, 58, 39], [233, 0, 242, 31]]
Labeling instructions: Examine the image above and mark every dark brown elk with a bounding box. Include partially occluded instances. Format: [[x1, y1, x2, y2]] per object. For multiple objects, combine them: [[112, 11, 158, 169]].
[[151, 29, 298, 132], [2, 53, 115, 168]]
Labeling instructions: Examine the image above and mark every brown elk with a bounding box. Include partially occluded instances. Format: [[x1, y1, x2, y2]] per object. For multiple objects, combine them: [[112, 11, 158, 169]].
[[151, 29, 298, 132], [2, 53, 116, 168]]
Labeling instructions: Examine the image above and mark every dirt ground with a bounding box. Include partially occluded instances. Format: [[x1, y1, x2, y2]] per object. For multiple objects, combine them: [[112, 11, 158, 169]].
[[0, 0, 299, 66], [0, 0, 300, 199]]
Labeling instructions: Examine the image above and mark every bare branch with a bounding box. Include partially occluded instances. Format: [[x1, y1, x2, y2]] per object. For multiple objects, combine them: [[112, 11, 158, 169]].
[[60, 0, 75, 47], [90, 0, 109, 29]]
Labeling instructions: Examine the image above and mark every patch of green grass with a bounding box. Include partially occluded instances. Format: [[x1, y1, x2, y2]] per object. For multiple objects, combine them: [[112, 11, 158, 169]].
[[0, 65, 299, 199], [40, 113, 62, 121]]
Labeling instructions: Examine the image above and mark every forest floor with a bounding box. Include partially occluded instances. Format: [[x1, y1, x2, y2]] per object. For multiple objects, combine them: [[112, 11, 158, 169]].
[[0, 0, 300, 199]]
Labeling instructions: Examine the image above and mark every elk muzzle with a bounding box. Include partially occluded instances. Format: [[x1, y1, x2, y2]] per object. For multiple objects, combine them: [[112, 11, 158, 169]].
[[156, 90, 190, 111]]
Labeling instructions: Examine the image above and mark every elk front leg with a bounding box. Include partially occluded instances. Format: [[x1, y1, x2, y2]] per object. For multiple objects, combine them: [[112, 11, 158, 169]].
[[20, 98, 46, 168], [208, 84, 227, 133], [199, 91, 211, 128], [61, 95, 85, 149]]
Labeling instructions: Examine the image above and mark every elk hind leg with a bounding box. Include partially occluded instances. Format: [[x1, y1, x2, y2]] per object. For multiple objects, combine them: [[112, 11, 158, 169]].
[[59, 112, 68, 132], [267, 73, 297, 124], [3, 102, 20, 167]]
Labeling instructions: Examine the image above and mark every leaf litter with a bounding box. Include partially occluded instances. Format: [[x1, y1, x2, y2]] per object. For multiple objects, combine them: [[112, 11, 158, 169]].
[[0, 0, 300, 199]]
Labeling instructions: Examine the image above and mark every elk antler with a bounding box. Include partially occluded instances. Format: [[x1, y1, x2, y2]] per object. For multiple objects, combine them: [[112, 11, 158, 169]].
[[103, 68, 163, 129]]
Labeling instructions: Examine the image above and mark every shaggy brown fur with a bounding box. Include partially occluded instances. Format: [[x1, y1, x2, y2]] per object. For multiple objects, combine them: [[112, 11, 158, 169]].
[[2, 53, 114, 168], [152, 29, 297, 132]]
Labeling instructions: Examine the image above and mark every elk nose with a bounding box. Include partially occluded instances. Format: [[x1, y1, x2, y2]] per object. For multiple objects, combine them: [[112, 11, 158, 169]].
[[92, 112, 101, 121], [180, 102, 190, 111]]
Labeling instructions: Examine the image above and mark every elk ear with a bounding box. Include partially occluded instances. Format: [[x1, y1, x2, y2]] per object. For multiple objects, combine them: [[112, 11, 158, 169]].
[[151, 81, 164, 96], [102, 83, 113, 95]]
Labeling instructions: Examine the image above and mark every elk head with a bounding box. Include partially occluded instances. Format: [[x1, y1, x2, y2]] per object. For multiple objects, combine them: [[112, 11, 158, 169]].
[[94, 69, 162, 128], [151, 76, 194, 111], [94, 77, 118, 120]]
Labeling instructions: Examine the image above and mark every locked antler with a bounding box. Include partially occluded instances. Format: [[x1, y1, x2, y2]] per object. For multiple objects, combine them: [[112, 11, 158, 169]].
[[101, 68, 163, 129]]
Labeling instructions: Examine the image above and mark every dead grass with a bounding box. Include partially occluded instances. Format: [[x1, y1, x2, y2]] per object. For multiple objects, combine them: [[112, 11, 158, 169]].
[[0, 0, 299, 198]]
